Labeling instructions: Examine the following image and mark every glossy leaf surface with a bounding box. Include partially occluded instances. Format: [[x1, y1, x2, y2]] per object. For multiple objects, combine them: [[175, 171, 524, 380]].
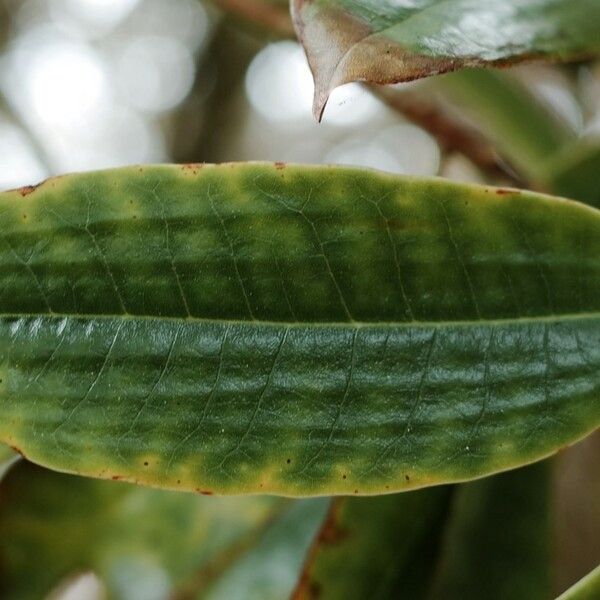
[[291, 0, 600, 119], [0, 164, 598, 496], [0, 461, 281, 599]]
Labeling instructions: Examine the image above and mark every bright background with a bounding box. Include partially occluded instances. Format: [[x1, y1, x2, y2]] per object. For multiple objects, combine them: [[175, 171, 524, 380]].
[[1, 0, 598, 193]]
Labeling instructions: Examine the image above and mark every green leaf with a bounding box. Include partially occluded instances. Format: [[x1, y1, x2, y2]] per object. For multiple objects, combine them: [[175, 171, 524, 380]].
[[556, 564, 600, 600], [0, 163, 598, 496], [291, 0, 600, 119], [542, 140, 600, 209], [292, 488, 451, 599], [0, 461, 282, 599], [430, 462, 551, 599], [203, 498, 330, 599], [417, 72, 599, 203], [292, 464, 552, 600], [435, 70, 576, 182]]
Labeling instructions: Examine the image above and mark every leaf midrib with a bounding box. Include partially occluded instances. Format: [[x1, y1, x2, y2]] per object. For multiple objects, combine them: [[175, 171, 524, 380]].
[[2, 311, 597, 329]]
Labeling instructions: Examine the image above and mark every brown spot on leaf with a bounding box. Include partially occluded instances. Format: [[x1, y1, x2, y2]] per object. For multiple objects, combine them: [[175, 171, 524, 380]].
[[9, 445, 24, 458], [181, 163, 203, 175], [8, 174, 65, 197], [178, 163, 203, 177], [17, 184, 41, 197]]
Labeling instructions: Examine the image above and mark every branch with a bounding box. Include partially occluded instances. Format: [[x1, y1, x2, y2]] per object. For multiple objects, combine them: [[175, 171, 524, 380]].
[[211, 0, 294, 37]]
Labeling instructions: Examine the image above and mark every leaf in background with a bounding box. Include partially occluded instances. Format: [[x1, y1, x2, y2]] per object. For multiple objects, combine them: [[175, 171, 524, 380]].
[[0, 461, 282, 599], [292, 487, 451, 599], [293, 463, 553, 599], [291, 0, 600, 120], [430, 462, 551, 600], [0, 164, 599, 496], [553, 433, 600, 596], [542, 140, 600, 209], [202, 498, 330, 600], [556, 564, 600, 600], [434, 69, 577, 183], [211, 0, 295, 36], [398, 70, 599, 204]]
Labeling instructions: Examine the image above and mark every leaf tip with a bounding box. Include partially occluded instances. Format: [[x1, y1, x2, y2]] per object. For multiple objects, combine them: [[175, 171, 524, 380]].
[[313, 88, 330, 123]]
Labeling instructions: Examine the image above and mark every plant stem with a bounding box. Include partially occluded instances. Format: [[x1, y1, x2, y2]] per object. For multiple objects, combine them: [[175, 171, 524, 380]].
[[211, 0, 294, 36]]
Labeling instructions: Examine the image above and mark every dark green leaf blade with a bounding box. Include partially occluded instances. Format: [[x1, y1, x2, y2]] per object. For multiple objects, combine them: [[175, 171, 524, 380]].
[[0, 164, 598, 496], [292, 464, 552, 600], [291, 0, 600, 119], [292, 488, 451, 599], [430, 462, 551, 599]]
